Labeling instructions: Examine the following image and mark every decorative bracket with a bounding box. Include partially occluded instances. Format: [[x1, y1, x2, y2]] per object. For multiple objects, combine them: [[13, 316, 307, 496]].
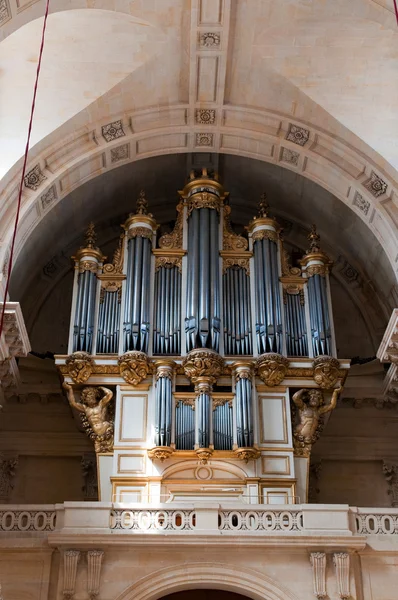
[[87, 550, 104, 600], [333, 552, 350, 600], [310, 552, 327, 599], [63, 550, 80, 600]]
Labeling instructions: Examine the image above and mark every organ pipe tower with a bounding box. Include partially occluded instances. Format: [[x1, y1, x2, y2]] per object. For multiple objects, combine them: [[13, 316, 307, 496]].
[[58, 170, 348, 504]]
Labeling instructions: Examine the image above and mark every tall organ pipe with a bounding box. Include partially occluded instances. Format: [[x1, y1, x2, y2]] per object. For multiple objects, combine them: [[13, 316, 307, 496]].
[[307, 274, 331, 356], [175, 402, 195, 450], [235, 371, 254, 447], [185, 207, 220, 352], [284, 292, 308, 357], [197, 390, 211, 448], [123, 234, 152, 353], [252, 237, 282, 354], [223, 266, 252, 355], [73, 270, 98, 353], [213, 402, 233, 450], [153, 266, 181, 355], [96, 290, 120, 354]]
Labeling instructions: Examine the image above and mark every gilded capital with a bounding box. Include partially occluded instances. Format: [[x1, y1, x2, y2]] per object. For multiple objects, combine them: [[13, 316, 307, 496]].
[[183, 349, 224, 386], [118, 351, 151, 386], [256, 353, 289, 387]]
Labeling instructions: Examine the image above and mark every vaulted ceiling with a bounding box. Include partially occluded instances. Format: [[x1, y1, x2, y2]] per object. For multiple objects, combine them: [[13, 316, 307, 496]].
[[1, 0, 398, 330]]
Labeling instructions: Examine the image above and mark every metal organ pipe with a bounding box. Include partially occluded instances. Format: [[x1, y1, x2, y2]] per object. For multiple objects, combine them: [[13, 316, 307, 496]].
[[307, 274, 332, 356], [223, 267, 252, 355], [153, 266, 182, 355], [123, 233, 152, 353], [235, 366, 254, 448], [185, 202, 221, 352], [252, 237, 282, 354]]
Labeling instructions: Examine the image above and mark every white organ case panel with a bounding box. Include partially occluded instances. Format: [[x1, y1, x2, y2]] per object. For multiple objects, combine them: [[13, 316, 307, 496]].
[[258, 392, 292, 447], [114, 388, 148, 445]]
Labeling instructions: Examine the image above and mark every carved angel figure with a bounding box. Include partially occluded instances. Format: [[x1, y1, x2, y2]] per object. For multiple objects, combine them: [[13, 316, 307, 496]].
[[63, 382, 114, 451], [292, 386, 341, 440]]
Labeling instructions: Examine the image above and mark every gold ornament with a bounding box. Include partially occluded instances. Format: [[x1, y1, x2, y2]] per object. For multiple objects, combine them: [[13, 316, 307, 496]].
[[148, 447, 174, 462], [158, 202, 184, 249], [196, 448, 213, 464], [223, 256, 250, 275], [313, 355, 340, 389], [292, 386, 340, 457], [155, 255, 182, 272], [65, 352, 94, 384], [63, 382, 114, 453], [256, 353, 289, 386], [252, 229, 278, 243], [223, 205, 248, 251], [129, 227, 153, 240], [234, 447, 260, 463], [183, 349, 224, 385], [187, 192, 222, 216], [118, 351, 150, 385]]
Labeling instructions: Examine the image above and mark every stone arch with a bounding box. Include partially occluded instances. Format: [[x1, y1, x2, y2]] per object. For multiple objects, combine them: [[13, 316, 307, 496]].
[[114, 562, 300, 600], [1, 107, 398, 289]]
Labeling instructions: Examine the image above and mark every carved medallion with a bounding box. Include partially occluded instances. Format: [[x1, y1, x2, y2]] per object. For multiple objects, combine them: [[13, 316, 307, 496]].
[[118, 351, 150, 385], [65, 352, 94, 383], [256, 353, 289, 386], [182, 349, 224, 385], [313, 355, 340, 389]]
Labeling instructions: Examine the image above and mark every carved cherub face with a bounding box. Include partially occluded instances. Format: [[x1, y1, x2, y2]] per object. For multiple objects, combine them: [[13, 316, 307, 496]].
[[81, 387, 100, 407], [308, 389, 323, 407]]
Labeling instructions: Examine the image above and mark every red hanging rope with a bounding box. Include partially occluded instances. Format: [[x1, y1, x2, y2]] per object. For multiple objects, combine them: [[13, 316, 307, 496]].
[[394, 0, 398, 25], [0, 0, 51, 338]]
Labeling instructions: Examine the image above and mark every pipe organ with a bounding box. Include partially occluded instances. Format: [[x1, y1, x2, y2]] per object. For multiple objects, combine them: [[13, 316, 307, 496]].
[[58, 170, 348, 504]]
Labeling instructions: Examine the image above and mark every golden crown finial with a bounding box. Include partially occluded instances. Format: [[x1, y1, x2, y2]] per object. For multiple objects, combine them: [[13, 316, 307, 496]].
[[84, 222, 97, 249], [307, 224, 321, 253], [136, 190, 149, 215], [258, 193, 269, 218]]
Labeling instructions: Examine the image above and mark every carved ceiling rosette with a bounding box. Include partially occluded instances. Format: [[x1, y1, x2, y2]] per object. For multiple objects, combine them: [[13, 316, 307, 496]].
[[65, 351, 94, 383], [182, 349, 224, 385], [118, 351, 151, 385], [256, 353, 289, 386], [313, 355, 340, 389]]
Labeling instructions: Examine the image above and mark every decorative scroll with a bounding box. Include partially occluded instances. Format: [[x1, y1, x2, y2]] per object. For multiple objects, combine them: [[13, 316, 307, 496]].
[[310, 552, 327, 599], [159, 202, 184, 249], [129, 227, 153, 240], [155, 255, 182, 272], [223, 205, 248, 251], [187, 191, 222, 216]]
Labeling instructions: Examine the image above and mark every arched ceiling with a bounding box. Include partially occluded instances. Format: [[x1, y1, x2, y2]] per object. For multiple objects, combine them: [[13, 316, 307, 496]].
[[9, 153, 393, 357], [1, 0, 398, 311]]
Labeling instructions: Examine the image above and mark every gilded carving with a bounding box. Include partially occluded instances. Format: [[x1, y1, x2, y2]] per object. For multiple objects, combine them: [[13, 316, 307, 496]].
[[187, 192, 222, 216], [313, 355, 340, 389], [212, 397, 232, 409], [63, 383, 114, 453], [118, 351, 150, 385], [196, 448, 213, 464], [159, 202, 183, 249], [306, 264, 328, 277], [155, 255, 182, 272], [252, 229, 278, 243], [234, 447, 260, 463], [65, 352, 94, 383], [256, 353, 289, 386], [101, 234, 124, 275], [223, 257, 250, 275], [382, 462, 398, 507], [183, 349, 224, 385], [223, 205, 248, 251], [148, 447, 174, 462], [129, 226, 153, 240], [292, 387, 340, 457]]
